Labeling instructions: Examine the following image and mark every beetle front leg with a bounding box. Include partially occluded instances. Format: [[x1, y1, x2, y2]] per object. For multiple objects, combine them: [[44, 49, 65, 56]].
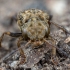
[[0, 32, 22, 47], [17, 38, 31, 64], [44, 38, 59, 65], [48, 35, 56, 56], [17, 37, 26, 64]]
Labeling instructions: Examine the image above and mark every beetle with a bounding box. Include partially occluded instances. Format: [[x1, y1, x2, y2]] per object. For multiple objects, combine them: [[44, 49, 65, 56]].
[[0, 9, 69, 64]]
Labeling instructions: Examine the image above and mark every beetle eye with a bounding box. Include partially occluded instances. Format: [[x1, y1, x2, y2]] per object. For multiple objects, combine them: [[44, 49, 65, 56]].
[[18, 14, 23, 20], [25, 19, 29, 23]]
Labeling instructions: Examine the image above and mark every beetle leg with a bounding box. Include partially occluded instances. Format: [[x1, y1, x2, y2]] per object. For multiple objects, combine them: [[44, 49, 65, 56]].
[[44, 38, 56, 56], [48, 36, 59, 64], [48, 35, 56, 56], [17, 37, 26, 64], [50, 21, 70, 35], [17, 38, 31, 64], [0, 32, 22, 47], [44, 38, 59, 65]]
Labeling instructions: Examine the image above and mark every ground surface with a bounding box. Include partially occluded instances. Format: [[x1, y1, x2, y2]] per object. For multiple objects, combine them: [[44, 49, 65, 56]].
[[0, 0, 70, 70]]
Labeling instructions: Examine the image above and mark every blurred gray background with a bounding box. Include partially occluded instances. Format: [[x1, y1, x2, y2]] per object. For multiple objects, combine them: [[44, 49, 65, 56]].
[[0, 0, 70, 33]]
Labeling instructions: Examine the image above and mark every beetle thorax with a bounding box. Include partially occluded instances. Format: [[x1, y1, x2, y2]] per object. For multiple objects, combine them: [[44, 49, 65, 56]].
[[17, 9, 50, 40], [23, 18, 49, 40]]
